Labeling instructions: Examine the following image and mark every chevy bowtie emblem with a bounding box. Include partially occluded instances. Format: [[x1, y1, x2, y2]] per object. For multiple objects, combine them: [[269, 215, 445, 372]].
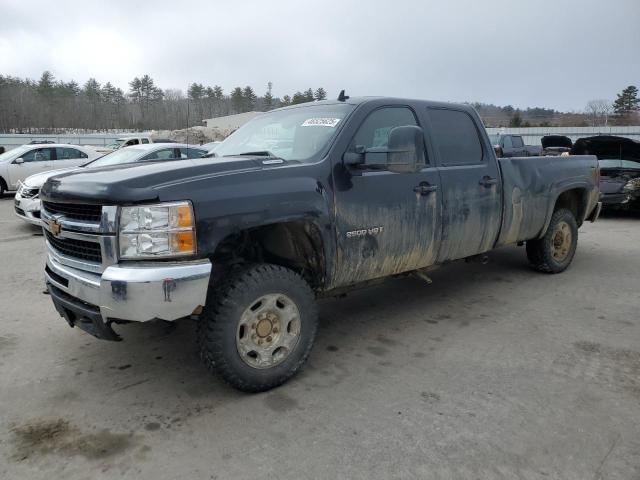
[[48, 219, 61, 236]]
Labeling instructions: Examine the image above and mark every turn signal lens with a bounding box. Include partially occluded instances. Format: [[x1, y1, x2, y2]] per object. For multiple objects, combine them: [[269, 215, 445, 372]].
[[171, 232, 195, 253]]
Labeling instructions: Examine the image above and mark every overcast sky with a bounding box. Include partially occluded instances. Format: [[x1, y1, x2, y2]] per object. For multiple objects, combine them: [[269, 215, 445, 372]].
[[1, 0, 638, 111]]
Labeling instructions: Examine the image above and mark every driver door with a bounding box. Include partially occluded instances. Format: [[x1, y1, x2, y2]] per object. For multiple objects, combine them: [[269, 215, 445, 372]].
[[331, 106, 442, 287]]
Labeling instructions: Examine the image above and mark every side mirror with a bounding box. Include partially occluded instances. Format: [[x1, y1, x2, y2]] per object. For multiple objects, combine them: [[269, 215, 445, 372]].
[[343, 126, 425, 173], [493, 145, 503, 158], [384, 125, 425, 173], [14, 157, 24, 164]]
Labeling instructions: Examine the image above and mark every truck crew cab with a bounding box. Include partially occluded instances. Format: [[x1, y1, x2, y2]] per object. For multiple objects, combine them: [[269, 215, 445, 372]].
[[40, 94, 601, 392]]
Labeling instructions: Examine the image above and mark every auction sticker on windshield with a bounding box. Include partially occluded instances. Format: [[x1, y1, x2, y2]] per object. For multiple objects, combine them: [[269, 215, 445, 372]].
[[301, 118, 341, 127]]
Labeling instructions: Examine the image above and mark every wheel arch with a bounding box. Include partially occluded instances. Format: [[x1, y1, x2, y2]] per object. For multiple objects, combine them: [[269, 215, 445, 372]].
[[540, 185, 590, 236], [210, 219, 329, 291]]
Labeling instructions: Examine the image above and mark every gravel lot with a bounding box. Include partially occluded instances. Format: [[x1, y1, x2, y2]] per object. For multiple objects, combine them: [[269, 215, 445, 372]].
[[0, 195, 638, 480]]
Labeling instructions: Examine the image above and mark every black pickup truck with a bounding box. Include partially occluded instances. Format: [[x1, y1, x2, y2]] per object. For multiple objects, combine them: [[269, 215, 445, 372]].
[[40, 95, 601, 392]]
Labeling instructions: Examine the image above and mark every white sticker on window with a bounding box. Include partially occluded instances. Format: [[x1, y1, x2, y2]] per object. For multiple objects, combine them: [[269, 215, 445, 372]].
[[301, 118, 341, 128]]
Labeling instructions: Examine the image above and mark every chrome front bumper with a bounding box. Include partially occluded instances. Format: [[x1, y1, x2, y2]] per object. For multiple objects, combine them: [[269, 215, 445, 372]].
[[45, 252, 211, 339]]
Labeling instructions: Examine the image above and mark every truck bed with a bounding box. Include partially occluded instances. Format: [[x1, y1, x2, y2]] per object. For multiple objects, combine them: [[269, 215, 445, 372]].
[[495, 155, 599, 246]]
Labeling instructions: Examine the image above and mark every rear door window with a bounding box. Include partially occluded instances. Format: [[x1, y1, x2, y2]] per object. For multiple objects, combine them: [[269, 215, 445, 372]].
[[141, 148, 178, 161], [56, 147, 88, 160], [512, 136, 524, 148], [180, 148, 207, 158], [427, 109, 483, 165]]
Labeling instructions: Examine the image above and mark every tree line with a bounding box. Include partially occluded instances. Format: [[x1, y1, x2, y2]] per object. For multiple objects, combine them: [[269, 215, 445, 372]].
[[0, 71, 328, 133], [0, 71, 637, 132], [479, 85, 640, 128]]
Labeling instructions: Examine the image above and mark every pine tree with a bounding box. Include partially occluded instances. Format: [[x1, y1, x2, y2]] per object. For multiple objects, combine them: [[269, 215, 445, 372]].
[[303, 88, 314, 102], [243, 86, 257, 111], [231, 87, 244, 113], [613, 85, 639, 115], [281, 95, 291, 106], [291, 91, 306, 104], [314, 87, 327, 101]]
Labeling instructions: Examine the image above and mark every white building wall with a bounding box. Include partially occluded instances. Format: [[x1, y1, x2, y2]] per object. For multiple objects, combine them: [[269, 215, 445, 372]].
[[485, 126, 640, 146]]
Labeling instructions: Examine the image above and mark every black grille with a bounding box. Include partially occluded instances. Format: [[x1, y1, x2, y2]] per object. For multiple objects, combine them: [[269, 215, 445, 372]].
[[42, 201, 102, 222], [45, 231, 102, 263], [45, 264, 69, 287]]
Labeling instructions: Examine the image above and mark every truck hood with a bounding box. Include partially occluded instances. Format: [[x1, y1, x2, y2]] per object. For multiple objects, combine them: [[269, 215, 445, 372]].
[[541, 135, 572, 149], [571, 135, 640, 160], [40, 156, 268, 204], [23, 167, 80, 188]]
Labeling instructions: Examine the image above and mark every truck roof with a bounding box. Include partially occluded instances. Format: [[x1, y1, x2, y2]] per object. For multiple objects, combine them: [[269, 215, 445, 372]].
[[276, 97, 478, 114]]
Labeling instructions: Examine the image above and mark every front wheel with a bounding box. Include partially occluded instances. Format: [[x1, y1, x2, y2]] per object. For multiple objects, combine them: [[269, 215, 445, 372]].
[[198, 264, 318, 392], [526, 208, 578, 273]]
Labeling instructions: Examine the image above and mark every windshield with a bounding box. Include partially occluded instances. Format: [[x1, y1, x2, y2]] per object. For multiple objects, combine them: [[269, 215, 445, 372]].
[[85, 147, 144, 167], [214, 104, 354, 162], [0, 145, 30, 162]]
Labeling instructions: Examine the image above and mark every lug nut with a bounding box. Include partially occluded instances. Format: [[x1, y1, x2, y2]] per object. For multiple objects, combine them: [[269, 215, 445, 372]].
[[258, 339, 263, 345], [251, 323, 256, 330], [266, 336, 272, 342], [272, 327, 279, 333]]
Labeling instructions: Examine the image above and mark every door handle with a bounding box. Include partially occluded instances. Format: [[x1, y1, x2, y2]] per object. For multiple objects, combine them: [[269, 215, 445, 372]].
[[479, 176, 497, 187], [413, 184, 438, 195]]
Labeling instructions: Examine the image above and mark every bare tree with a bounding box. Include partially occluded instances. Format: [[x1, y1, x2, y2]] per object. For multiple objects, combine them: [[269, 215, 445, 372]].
[[585, 99, 612, 127]]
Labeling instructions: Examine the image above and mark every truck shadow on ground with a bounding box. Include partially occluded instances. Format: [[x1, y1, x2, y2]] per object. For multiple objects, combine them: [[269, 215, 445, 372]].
[[55, 245, 533, 402]]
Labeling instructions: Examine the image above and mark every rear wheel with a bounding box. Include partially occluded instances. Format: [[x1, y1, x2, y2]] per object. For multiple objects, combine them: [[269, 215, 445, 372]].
[[0, 178, 6, 197], [526, 208, 578, 273], [198, 264, 318, 392]]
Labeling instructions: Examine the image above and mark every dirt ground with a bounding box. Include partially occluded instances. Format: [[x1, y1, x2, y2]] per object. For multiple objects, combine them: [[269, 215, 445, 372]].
[[0, 195, 639, 480]]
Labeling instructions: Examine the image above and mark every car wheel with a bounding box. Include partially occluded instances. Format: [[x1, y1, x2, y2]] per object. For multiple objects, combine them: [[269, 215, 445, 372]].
[[526, 208, 578, 273], [198, 264, 318, 392]]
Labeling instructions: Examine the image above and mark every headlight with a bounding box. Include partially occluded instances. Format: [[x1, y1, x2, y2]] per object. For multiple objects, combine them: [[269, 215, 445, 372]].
[[118, 201, 196, 259], [622, 178, 640, 193], [19, 185, 40, 198]]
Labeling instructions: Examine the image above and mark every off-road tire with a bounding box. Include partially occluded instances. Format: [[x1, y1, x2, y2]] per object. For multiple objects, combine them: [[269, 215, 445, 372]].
[[526, 208, 578, 273], [198, 264, 318, 392]]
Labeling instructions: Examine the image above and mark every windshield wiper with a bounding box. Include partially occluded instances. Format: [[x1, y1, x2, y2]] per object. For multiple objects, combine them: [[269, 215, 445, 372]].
[[229, 150, 282, 159]]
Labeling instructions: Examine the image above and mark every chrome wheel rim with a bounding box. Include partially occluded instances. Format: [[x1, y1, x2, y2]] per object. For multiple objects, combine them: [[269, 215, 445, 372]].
[[552, 221, 572, 261], [236, 293, 301, 369]]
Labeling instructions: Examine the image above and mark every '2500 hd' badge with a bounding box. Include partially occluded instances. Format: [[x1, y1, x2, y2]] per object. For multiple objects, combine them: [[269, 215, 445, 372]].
[[346, 226, 384, 238]]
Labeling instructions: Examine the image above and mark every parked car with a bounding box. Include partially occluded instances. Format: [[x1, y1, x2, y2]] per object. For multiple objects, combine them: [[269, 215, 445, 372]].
[[96, 136, 165, 153], [0, 144, 102, 196], [28, 140, 56, 144], [488, 134, 543, 157], [541, 135, 573, 156], [41, 96, 600, 392], [571, 135, 640, 209], [14, 143, 207, 225]]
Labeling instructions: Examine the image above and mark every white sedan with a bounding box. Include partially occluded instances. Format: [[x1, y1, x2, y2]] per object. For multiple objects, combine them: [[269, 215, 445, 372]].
[[0, 144, 102, 196], [14, 143, 207, 225]]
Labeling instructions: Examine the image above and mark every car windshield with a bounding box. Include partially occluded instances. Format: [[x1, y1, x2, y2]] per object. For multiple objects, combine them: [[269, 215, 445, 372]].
[[214, 104, 354, 162], [84, 147, 145, 167], [0, 145, 30, 162]]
